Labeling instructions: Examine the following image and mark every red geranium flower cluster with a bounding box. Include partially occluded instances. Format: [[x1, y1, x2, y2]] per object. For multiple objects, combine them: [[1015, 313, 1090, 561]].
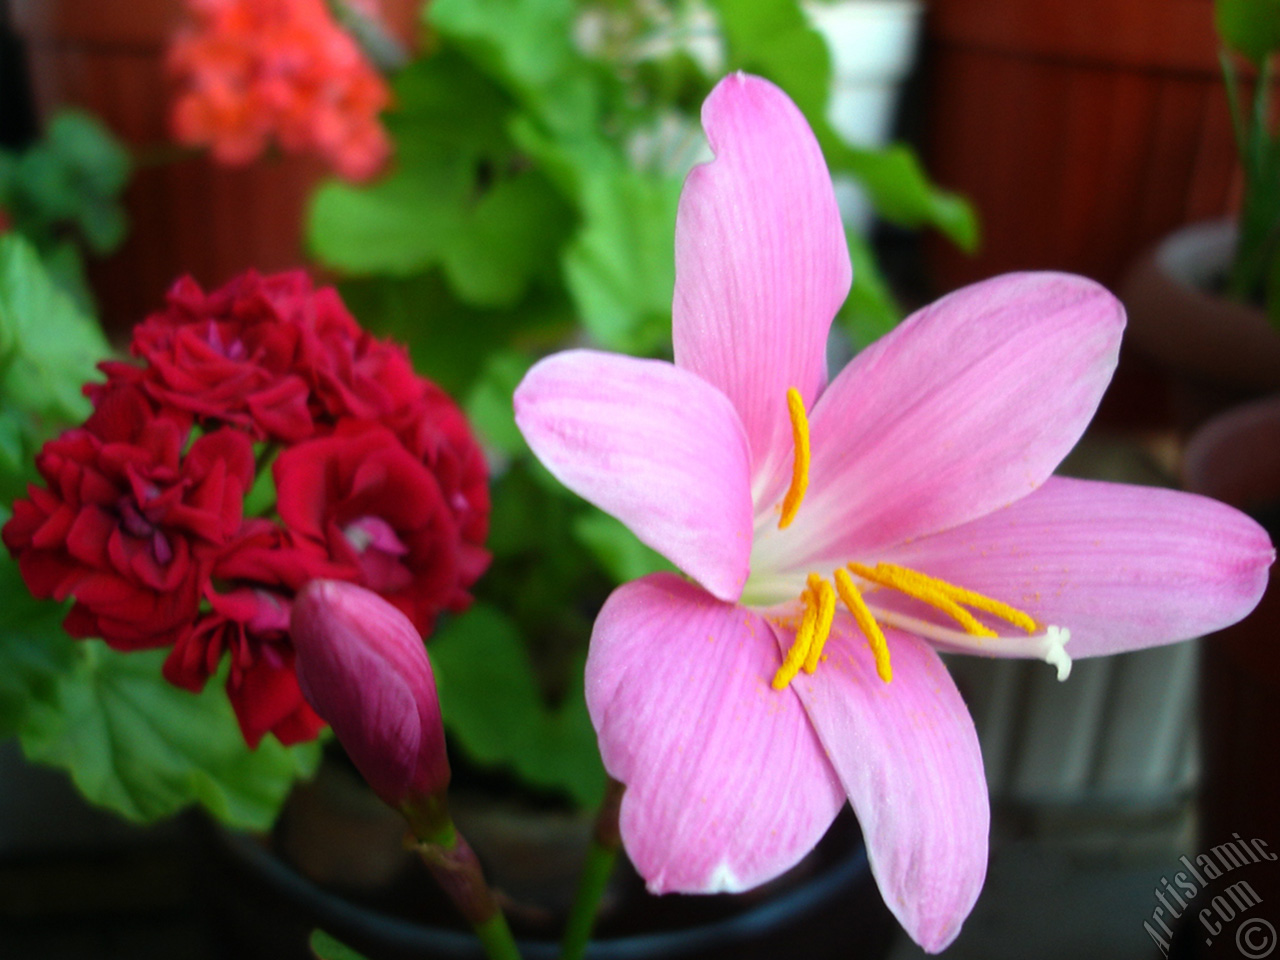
[[169, 0, 392, 181], [3, 271, 490, 747]]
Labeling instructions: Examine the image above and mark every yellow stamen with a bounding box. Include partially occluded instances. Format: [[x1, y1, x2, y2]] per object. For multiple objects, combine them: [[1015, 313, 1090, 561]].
[[777, 387, 810, 530], [847, 562, 995, 637], [846, 562, 1038, 637], [772, 586, 818, 689], [885, 564, 1039, 634], [802, 574, 836, 674], [834, 568, 893, 682], [766, 561, 1050, 693]]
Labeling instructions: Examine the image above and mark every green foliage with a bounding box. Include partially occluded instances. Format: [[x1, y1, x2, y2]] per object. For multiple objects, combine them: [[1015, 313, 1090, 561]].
[[0, 235, 109, 502], [19, 643, 321, 829], [1216, 0, 1280, 67], [430, 604, 605, 807], [0, 236, 107, 418], [0, 111, 130, 309], [562, 165, 682, 353], [465, 350, 535, 458], [572, 510, 673, 585], [1215, 1, 1280, 321], [0, 540, 78, 737], [310, 930, 372, 960]]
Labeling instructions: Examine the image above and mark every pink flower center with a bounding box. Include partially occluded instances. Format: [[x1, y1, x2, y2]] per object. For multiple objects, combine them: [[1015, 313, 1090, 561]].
[[767, 388, 1070, 691]]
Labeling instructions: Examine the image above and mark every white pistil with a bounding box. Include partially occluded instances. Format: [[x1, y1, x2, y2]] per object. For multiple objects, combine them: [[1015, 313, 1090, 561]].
[[871, 607, 1073, 681]]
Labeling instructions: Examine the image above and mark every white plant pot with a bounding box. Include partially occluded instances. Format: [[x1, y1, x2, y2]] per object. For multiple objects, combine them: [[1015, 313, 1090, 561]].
[[803, 0, 925, 232]]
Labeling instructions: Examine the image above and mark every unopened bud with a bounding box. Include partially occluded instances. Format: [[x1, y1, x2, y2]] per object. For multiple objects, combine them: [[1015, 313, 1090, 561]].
[[290, 580, 450, 815]]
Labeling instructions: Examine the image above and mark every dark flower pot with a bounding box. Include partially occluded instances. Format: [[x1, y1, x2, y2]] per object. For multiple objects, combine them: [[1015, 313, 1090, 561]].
[[196, 760, 896, 960], [1121, 220, 1280, 432]]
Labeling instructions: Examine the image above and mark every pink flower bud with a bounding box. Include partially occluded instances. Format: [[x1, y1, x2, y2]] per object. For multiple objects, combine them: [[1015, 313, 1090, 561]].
[[290, 580, 450, 809]]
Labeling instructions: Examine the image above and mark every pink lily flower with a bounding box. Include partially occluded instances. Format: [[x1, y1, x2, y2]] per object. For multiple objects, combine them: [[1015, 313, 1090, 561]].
[[513, 73, 1274, 952]]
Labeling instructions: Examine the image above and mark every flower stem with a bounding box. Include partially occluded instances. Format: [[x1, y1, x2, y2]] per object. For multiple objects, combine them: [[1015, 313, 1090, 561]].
[[409, 808, 522, 960], [559, 778, 625, 960]]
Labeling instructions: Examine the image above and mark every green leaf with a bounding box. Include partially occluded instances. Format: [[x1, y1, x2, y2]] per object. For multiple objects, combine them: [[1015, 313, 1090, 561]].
[[8, 111, 130, 256], [310, 930, 372, 960], [465, 350, 534, 457], [19, 642, 320, 829], [833, 144, 979, 252], [562, 166, 681, 352], [391, 50, 516, 155], [339, 271, 567, 396], [46, 111, 130, 200], [428, 0, 602, 136], [839, 231, 902, 349], [1215, 0, 1280, 66], [0, 552, 77, 737], [571, 510, 673, 585], [306, 144, 473, 275], [443, 169, 575, 307], [430, 604, 605, 808], [0, 234, 109, 423]]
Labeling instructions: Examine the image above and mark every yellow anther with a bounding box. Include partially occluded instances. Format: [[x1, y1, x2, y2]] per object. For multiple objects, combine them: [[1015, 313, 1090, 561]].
[[834, 568, 893, 683], [847, 562, 996, 637], [889, 565, 1039, 635], [802, 574, 836, 674], [772, 587, 818, 690], [846, 562, 1039, 637], [777, 387, 810, 530]]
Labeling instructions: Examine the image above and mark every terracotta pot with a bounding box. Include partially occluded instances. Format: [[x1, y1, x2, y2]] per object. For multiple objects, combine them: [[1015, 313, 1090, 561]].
[[923, 0, 1244, 294], [8, 0, 421, 336], [1181, 397, 1280, 932], [1121, 220, 1280, 430]]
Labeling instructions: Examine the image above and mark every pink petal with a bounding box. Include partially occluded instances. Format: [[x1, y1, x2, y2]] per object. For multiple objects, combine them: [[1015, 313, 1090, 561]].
[[758, 272, 1125, 570], [672, 73, 851, 490], [514, 350, 754, 601], [788, 620, 989, 953], [586, 573, 846, 893], [880, 476, 1274, 658]]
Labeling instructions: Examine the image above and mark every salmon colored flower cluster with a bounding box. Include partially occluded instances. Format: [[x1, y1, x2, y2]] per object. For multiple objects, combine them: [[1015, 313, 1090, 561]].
[[3, 270, 490, 747], [169, 0, 393, 181]]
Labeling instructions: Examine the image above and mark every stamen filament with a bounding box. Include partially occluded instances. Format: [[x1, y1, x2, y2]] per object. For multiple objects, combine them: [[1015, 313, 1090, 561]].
[[772, 586, 818, 689], [834, 568, 892, 682], [802, 574, 836, 674], [848, 562, 997, 638], [778, 387, 810, 530], [892, 565, 1039, 635]]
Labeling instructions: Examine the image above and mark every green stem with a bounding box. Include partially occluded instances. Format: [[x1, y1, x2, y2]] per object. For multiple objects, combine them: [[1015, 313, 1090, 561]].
[[475, 913, 523, 960], [559, 778, 625, 960], [406, 797, 522, 960]]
